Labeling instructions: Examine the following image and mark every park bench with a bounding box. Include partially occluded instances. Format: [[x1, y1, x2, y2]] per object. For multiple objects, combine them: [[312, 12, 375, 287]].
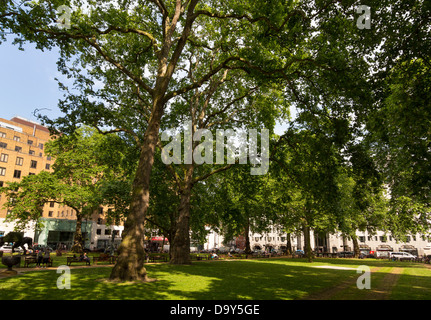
[[93, 254, 116, 265], [67, 256, 91, 266], [23, 255, 53, 267], [148, 255, 168, 263]]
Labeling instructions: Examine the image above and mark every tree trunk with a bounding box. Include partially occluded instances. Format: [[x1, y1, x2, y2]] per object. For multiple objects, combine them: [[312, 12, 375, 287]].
[[71, 213, 83, 253], [110, 102, 164, 281], [170, 165, 194, 265], [286, 233, 292, 256], [303, 225, 313, 262], [244, 218, 252, 254], [352, 234, 360, 258]]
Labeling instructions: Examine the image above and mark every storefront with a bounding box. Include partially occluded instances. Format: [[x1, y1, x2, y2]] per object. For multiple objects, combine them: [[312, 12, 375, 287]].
[[146, 236, 169, 252], [400, 244, 418, 256], [376, 244, 393, 258], [34, 218, 92, 250]]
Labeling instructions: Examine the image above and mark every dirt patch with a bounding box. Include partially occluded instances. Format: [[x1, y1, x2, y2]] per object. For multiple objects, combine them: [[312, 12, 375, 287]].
[[364, 267, 403, 300], [303, 267, 382, 300]]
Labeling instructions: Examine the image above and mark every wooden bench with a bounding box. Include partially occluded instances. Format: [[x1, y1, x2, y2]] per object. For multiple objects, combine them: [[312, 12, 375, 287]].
[[148, 255, 168, 263], [93, 255, 116, 265], [23, 255, 53, 268], [67, 256, 91, 266]]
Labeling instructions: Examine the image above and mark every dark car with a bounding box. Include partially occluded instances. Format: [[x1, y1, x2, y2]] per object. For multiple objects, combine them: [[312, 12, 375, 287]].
[[338, 251, 354, 258]]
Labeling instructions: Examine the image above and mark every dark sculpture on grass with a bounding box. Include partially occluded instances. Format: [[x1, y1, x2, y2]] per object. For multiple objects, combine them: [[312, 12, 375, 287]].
[[0, 232, 33, 255], [1, 255, 21, 275]]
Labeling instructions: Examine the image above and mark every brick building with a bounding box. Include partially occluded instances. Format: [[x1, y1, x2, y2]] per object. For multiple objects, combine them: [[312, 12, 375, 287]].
[[0, 116, 123, 251]]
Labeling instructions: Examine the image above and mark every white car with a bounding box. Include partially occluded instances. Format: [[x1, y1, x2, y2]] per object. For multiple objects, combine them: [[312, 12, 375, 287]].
[[389, 252, 417, 260], [0, 245, 23, 253], [0, 245, 13, 253]]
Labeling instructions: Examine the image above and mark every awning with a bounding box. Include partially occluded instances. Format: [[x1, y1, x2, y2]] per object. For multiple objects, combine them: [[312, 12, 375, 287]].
[[376, 245, 393, 251], [400, 245, 415, 249], [151, 237, 168, 241]]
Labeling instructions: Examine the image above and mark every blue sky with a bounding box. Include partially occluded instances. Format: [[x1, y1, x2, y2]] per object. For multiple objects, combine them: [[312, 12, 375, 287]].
[[0, 35, 65, 123], [0, 35, 290, 134]]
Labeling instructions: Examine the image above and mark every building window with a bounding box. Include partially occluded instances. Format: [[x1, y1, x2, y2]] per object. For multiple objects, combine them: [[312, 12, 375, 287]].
[[0, 142, 7, 149], [30, 160, 37, 169], [29, 150, 35, 155], [0, 153, 8, 162], [380, 236, 387, 243], [13, 170, 21, 179], [48, 211, 53, 217], [15, 157, 23, 166], [15, 146, 22, 152], [96, 229, 101, 235], [359, 236, 366, 243], [97, 218, 103, 224], [105, 229, 111, 235], [39, 143, 44, 149], [0, 132, 6, 138], [0, 167, 5, 176], [50, 201, 55, 207], [13, 136, 20, 142], [27, 140, 33, 145], [0, 181, 3, 187], [47, 156, 52, 161]]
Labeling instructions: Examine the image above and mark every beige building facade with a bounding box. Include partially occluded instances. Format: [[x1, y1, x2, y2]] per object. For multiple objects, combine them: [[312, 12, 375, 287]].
[[0, 116, 123, 250]]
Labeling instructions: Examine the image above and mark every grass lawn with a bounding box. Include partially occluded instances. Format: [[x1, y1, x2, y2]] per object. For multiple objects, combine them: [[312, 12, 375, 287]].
[[1, 256, 430, 300]]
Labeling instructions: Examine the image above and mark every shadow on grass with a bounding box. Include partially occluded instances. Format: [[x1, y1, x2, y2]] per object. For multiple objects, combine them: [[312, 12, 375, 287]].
[[1, 258, 430, 300]]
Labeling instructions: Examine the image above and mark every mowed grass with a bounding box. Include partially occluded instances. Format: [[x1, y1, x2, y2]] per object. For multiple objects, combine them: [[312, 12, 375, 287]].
[[1, 258, 430, 300]]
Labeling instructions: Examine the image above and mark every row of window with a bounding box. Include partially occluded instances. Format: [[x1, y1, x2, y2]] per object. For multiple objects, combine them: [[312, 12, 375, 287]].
[[47, 210, 76, 218], [0, 142, 50, 158], [0, 167, 50, 178], [358, 235, 426, 243], [96, 229, 120, 236], [254, 236, 286, 242], [0, 131, 44, 149], [0, 154, 50, 169]]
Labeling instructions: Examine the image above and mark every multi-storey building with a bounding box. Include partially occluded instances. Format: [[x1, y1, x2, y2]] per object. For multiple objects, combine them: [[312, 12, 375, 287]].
[[0, 116, 123, 251], [204, 227, 431, 257]]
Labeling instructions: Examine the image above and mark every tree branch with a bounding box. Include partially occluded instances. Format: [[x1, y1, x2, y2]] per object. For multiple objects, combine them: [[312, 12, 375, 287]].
[[193, 164, 234, 184]]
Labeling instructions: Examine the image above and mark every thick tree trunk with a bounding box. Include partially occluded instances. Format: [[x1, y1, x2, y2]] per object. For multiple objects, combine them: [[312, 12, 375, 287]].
[[110, 102, 163, 281], [71, 213, 83, 253], [170, 165, 194, 265]]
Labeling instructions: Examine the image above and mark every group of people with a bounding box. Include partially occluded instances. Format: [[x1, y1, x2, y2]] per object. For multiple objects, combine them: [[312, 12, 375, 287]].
[[35, 250, 51, 268]]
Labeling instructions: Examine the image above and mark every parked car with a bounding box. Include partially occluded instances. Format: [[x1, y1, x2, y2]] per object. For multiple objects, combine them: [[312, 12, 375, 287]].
[[33, 245, 54, 252], [293, 250, 305, 257], [338, 251, 354, 258], [0, 245, 13, 253], [389, 252, 417, 261], [217, 247, 229, 253], [0, 245, 23, 253]]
